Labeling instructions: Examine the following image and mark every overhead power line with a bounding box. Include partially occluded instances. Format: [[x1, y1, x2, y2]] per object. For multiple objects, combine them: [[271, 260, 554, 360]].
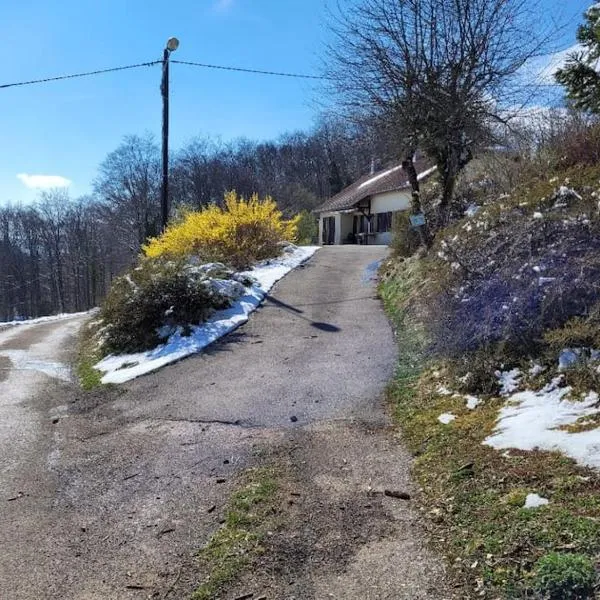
[[1, 54, 567, 90], [0, 61, 161, 90], [171, 59, 328, 80]]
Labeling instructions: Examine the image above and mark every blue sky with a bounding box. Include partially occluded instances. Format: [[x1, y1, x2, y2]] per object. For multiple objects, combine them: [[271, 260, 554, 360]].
[[0, 0, 592, 204]]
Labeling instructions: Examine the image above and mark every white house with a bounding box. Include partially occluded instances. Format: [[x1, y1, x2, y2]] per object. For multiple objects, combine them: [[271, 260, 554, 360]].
[[315, 160, 435, 246]]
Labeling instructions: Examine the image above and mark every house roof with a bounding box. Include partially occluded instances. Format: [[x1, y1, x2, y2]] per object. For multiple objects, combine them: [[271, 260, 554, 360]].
[[314, 159, 436, 214]]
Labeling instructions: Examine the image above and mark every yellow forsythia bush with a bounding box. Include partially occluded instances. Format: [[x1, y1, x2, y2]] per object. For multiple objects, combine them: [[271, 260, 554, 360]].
[[143, 191, 299, 269]]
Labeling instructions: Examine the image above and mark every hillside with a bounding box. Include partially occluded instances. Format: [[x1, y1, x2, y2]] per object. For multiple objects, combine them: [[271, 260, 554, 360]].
[[381, 157, 600, 599]]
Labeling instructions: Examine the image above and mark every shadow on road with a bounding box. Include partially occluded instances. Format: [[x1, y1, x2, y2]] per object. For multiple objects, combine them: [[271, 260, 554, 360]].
[[264, 294, 342, 333]]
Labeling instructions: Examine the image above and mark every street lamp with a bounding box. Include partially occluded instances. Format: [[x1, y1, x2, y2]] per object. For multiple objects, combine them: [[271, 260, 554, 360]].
[[160, 37, 179, 231]]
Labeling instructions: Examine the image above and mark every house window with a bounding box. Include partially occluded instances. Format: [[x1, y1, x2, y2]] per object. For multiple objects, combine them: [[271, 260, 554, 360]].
[[376, 212, 393, 233]]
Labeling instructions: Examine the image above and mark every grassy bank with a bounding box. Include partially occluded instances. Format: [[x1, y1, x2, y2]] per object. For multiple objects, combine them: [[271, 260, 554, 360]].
[[75, 320, 104, 391], [380, 258, 600, 599], [192, 467, 279, 600]]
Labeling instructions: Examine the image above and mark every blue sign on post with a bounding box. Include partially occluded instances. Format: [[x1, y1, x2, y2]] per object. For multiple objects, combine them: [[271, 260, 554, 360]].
[[409, 213, 426, 228]]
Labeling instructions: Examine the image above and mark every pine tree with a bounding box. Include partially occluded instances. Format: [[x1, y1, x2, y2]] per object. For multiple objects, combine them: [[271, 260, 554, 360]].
[[555, 4, 600, 113]]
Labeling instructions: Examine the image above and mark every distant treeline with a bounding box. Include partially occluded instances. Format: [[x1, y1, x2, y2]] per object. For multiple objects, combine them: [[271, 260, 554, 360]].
[[0, 119, 384, 320]]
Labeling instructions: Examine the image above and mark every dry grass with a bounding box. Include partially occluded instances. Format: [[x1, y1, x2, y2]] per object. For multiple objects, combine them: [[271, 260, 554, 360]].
[[380, 259, 600, 599]]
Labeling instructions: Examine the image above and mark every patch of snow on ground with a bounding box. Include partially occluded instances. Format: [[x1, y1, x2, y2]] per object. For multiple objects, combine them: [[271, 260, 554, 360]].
[[95, 246, 319, 384], [529, 363, 546, 377], [464, 204, 481, 217], [496, 368, 521, 396], [0, 311, 91, 328], [465, 395, 481, 410], [524, 493, 549, 509], [484, 382, 600, 469], [438, 413, 456, 425], [2, 349, 72, 382]]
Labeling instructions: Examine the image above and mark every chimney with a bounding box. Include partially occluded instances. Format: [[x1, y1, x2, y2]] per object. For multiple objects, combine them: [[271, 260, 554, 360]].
[[370, 157, 376, 175]]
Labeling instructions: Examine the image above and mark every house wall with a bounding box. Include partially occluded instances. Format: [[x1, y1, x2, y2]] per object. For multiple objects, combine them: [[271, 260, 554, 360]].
[[371, 190, 412, 245], [318, 190, 412, 246], [371, 190, 412, 213]]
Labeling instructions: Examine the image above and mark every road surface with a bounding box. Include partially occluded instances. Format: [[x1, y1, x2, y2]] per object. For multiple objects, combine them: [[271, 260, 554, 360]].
[[0, 246, 453, 599]]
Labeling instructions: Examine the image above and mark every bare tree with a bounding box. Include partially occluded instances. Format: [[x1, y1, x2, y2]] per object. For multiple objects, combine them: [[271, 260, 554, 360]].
[[325, 0, 550, 232], [94, 133, 161, 248]]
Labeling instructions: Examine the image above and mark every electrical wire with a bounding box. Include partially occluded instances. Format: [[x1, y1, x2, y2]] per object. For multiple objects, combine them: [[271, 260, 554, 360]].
[[0, 61, 161, 89], [170, 59, 329, 80]]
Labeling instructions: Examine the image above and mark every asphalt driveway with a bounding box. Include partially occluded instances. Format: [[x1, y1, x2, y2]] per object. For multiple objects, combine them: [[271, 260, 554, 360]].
[[0, 246, 453, 600]]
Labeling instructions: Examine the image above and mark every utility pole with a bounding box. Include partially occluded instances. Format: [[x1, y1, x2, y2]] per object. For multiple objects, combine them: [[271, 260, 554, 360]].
[[160, 37, 179, 232]]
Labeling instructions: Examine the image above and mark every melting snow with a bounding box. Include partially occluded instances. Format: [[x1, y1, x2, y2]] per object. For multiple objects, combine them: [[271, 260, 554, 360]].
[[524, 493, 549, 509], [361, 260, 382, 285], [0, 311, 91, 328], [95, 246, 319, 384], [465, 395, 481, 410], [484, 381, 600, 469], [496, 368, 521, 396], [529, 363, 546, 377], [357, 164, 404, 189], [438, 413, 456, 425]]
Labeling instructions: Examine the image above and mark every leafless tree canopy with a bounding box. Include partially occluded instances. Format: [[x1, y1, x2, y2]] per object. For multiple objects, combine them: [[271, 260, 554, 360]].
[[0, 120, 386, 320], [325, 0, 550, 222]]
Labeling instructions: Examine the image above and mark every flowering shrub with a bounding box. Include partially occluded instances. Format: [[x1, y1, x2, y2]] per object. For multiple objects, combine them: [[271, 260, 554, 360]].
[[144, 191, 298, 269]]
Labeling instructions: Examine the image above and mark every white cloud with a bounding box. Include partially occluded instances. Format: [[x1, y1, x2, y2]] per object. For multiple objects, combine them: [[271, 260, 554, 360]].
[[17, 173, 72, 190]]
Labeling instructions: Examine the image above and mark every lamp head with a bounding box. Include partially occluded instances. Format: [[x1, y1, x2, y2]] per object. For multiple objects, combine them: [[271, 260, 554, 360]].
[[166, 37, 180, 52]]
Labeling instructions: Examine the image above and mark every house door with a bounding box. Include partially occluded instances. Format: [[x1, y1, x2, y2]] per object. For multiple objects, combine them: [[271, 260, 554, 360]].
[[322, 216, 336, 245]]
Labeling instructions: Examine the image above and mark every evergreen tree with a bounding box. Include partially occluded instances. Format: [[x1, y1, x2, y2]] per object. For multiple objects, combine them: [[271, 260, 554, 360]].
[[556, 4, 600, 113]]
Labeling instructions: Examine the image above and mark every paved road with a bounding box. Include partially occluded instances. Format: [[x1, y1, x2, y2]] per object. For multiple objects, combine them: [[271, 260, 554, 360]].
[[0, 247, 452, 600]]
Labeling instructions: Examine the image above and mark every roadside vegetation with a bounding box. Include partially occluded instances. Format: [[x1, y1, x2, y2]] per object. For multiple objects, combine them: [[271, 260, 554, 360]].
[[381, 121, 600, 597], [78, 192, 298, 378], [345, 2, 600, 594], [144, 192, 298, 269], [192, 467, 280, 600], [76, 320, 104, 390]]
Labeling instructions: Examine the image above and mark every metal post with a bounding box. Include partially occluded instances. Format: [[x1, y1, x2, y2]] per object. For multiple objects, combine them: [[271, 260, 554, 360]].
[[160, 47, 170, 232]]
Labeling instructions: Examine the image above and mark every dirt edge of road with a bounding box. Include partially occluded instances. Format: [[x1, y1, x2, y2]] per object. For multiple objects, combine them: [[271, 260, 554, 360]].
[[179, 420, 456, 600]]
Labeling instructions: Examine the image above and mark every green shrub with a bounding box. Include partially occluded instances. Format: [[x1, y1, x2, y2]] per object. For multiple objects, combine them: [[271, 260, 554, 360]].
[[448, 349, 501, 396], [534, 552, 596, 599], [295, 210, 318, 245], [544, 304, 600, 351], [100, 259, 244, 353]]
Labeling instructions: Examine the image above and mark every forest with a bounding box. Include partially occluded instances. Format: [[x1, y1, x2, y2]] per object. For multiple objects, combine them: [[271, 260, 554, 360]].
[[0, 119, 381, 320]]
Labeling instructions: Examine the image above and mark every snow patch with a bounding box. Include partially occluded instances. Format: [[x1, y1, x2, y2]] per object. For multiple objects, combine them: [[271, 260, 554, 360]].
[[496, 368, 521, 396], [438, 413, 456, 425], [361, 260, 382, 285], [465, 204, 481, 218], [524, 493, 549, 509], [465, 395, 481, 410], [484, 383, 600, 469], [529, 363, 546, 377], [95, 247, 319, 384], [0, 311, 91, 328], [357, 164, 404, 190]]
